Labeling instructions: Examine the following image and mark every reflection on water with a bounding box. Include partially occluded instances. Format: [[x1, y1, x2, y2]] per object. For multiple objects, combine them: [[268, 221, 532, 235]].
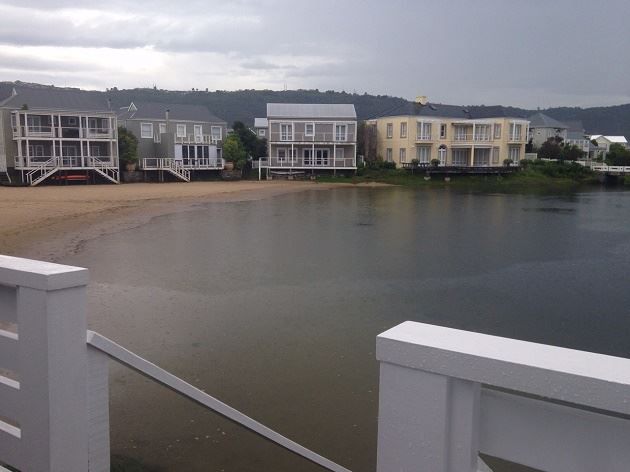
[[64, 187, 630, 471]]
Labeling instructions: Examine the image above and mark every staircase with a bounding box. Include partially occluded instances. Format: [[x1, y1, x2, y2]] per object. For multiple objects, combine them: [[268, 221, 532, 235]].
[[90, 159, 120, 184], [164, 159, 191, 182], [0, 171, 11, 186], [26, 157, 59, 186]]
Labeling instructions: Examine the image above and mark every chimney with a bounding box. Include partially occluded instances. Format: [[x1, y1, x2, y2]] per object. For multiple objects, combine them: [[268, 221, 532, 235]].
[[165, 109, 170, 122]]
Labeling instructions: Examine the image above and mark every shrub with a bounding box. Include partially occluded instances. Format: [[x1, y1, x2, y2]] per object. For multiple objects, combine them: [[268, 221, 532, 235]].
[[430, 158, 440, 167]]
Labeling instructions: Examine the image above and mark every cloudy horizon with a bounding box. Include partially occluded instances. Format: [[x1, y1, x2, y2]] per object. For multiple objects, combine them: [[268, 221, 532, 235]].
[[1, 0, 629, 109]]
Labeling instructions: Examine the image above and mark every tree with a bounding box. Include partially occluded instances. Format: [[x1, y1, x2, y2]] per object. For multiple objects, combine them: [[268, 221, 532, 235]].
[[118, 126, 138, 168], [537, 137, 563, 160], [560, 144, 583, 162], [232, 121, 267, 158], [605, 143, 630, 166], [222, 134, 247, 165]]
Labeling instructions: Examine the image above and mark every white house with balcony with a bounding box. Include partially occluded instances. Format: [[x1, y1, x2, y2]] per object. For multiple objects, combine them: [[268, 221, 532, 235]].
[[117, 102, 227, 182], [259, 103, 357, 179], [0, 84, 119, 186]]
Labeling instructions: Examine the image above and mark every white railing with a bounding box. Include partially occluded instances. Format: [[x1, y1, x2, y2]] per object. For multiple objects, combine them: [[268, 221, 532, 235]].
[[270, 132, 356, 143], [416, 134, 432, 141], [13, 126, 114, 139], [592, 165, 630, 174], [0, 255, 350, 472], [174, 134, 221, 145], [259, 157, 357, 168], [15, 155, 117, 170], [142, 158, 191, 182], [377, 321, 630, 472]]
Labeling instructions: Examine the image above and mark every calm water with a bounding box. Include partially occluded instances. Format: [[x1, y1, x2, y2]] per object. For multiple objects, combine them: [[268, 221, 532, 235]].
[[63, 186, 630, 471]]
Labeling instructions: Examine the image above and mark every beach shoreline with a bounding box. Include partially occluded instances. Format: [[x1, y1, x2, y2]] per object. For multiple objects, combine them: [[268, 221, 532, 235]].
[[0, 181, 387, 262]]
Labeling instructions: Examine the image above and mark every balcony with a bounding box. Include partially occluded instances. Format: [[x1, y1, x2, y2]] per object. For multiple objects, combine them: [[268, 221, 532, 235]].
[[508, 134, 524, 143], [415, 134, 433, 142], [269, 131, 356, 143], [258, 156, 356, 168], [12, 126, 114, 140], [175, 133, 222, 145]]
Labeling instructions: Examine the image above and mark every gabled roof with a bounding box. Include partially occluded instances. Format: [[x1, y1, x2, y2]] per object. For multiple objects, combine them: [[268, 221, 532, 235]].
[[595, 135, 628, 144], [254, 117, 268, 128], [118, 101, 225, 123], [267, 103, 357, 120], [0, 83, 113, 112], [527, 112, 568, 129]]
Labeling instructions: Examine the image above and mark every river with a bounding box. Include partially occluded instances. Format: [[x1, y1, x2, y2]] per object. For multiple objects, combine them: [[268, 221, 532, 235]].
[[63, 186, 630, 471]]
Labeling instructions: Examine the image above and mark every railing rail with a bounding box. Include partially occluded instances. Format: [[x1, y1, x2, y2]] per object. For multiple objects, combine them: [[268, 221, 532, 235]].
[[259, 157, 356, 168], [376, 321, 630, 472], [269, 132, 356, 143], [0, 255, 351, 472]]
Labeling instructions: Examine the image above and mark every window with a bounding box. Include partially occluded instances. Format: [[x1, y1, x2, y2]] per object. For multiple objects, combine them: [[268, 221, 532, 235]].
[[305, 123, 314, 137], [386, 148, 393, 161], [28, 115, 42, 131], [399, 148, 406, 162], [473, 148, 490, 166], [416, 146, 430, 163], [211, 126, 222, 141], [438, 146, 447, 165], [509, 146, 520, 162], [335, 124, 347, 142], [510, 123, 522, 141], [194, 125, 202, 136], [452, 149, 469, 166], [400, 122, 407, 138], [494, 124, 502, 139], [335, 148, 345, 160], [474, 125, 490, 141], [304, 148, 313, 165], [440, 124, 447, 139], [277, 148, 287, 161], [386, 123, 393, 138], [492, 147, 500, 164], [417, 122, 432, 140], [90, 146, 101, 157], [159, 123, 167, 134], [280, 123, 293, 141], [454, 126, 468, 141], [141, 122, 154, 139], [176, 124, 186, 138], [28, 144, 45, 157], [258, 129, 266, 137], [67, 117, 78, 127]]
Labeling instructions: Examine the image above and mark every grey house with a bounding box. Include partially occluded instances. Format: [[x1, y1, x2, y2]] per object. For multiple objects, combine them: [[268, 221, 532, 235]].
[[259, 103, 357, 179], [118, 102, 227, 182], [0, 84, 118, 186], [527, 112, 568, 148]]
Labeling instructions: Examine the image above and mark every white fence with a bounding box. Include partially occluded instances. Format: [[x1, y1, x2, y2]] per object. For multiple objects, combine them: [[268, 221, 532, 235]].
[[377, 322, 630, 472]]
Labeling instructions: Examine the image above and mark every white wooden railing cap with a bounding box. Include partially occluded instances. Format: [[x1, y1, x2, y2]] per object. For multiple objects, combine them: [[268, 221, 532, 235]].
[[377, 321, 630, 415], [0, 255, 88, 290]]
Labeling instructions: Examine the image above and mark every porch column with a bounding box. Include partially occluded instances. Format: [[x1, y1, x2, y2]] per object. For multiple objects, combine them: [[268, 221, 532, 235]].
[[471, 146, 475, 167]]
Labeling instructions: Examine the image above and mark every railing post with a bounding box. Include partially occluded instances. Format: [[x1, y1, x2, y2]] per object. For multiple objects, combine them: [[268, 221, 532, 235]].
[[376, 324, 482, 472], [8, 256, 91, 471]]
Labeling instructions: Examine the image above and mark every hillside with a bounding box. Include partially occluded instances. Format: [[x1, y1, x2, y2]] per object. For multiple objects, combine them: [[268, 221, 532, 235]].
[[2, 81, 629, 138]]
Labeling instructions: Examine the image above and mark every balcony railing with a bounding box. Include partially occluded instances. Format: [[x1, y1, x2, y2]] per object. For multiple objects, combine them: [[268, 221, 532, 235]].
[[12, 126, 114, 139], [259, 156, 356, 168], [269, 132, 356, 143], [175, 134, 222, 145], [416, 135, 432, 141], [14, 155, 118, 169], [508, 134, 523, 142], [143, 157, 224, 170]]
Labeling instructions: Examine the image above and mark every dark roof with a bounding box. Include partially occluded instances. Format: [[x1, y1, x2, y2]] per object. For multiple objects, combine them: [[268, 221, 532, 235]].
[[527, 112, 568, 129], [563, 120, 585, 133], [118, 101, 225, 123], [0, 83, 113, 112], [267, 103, 356, 119], [566, 130, 588, 140], [374, 102, 527, 120]]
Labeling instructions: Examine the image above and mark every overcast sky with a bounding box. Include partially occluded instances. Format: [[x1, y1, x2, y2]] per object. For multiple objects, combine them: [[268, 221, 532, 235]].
[[1, 0, 629, 108]]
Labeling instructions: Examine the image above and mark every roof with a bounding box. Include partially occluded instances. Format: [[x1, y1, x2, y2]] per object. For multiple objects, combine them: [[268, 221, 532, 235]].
[[118, 101, 224, 123], [601, 136, 628, 144], [0, 83, 113, 112], [254, 117, 268, 128], [566, 130, 588, 140], [527, 112, 568, 129], [374, 102, 527, 120], [267, 103, 357, 119]]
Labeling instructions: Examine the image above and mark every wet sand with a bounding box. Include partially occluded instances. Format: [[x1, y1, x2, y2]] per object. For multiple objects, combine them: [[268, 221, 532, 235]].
[[0, 181, 384, 261]]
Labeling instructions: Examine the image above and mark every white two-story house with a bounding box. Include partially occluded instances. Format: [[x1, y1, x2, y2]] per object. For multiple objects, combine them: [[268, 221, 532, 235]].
[[259, 103, 357, 178]]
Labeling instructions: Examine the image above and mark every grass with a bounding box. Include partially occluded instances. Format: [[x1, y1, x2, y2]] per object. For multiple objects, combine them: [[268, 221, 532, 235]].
[[317, 161, 601, 194]]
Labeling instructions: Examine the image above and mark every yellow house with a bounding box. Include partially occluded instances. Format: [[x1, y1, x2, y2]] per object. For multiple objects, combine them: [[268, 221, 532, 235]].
[[374, 101, 529, 167]]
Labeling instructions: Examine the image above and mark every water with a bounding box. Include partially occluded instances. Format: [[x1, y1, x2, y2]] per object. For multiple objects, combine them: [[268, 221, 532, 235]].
[[64, 186, 630, 471]]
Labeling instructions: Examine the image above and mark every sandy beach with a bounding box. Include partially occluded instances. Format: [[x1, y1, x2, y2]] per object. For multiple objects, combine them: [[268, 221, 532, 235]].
[[0, 181, 368, 261]]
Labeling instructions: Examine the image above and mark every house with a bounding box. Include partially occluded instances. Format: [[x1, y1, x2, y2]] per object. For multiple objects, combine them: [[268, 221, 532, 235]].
[[259, 103, 357, 178], [373, 100, 529, 167], [253, 117, 268, 138], [563, 122, 592, 159], [117, 102, 227, 182], [590, 135, 628, 153], [0, 83, 119, 186], [527, 112, 568, 148]]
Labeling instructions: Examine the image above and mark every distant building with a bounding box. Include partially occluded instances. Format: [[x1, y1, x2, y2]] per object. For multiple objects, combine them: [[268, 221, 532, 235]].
[[589, 135, 628, 153], [253, 117, 268, 138], [0, 83, 119, 186], [373, 101, 529, 167], [117, 102, 227, 181], [527, 112, 568, 148], [564, 122, 593, 159], [259, 103, 357, 178]]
